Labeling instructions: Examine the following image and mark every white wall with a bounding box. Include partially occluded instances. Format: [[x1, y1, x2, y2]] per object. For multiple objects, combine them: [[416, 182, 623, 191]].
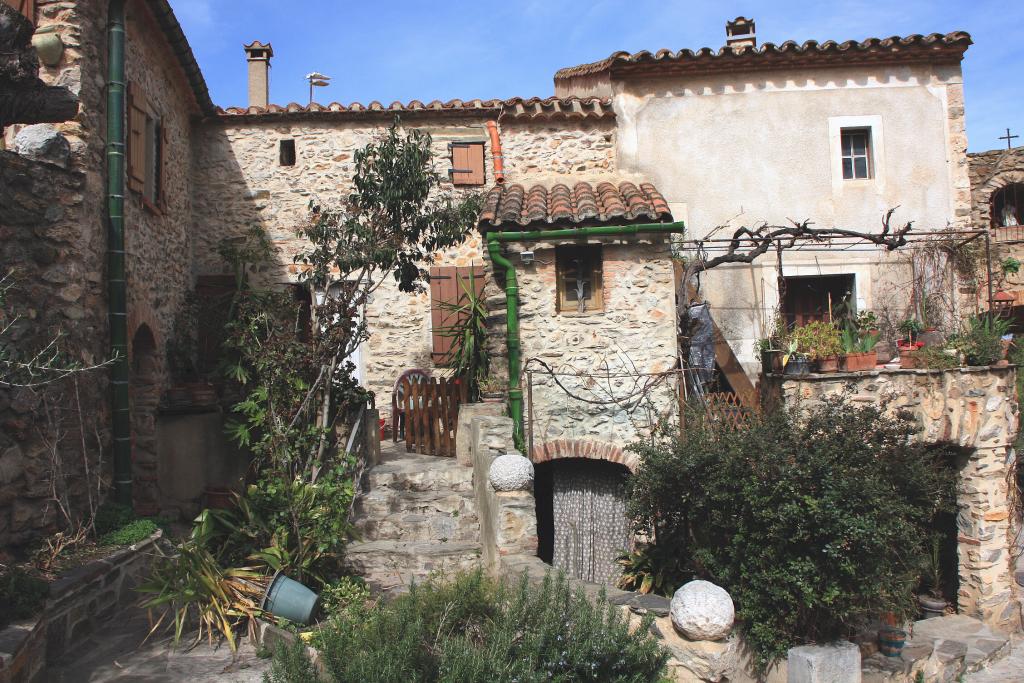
[[612, 62, 969, 369]]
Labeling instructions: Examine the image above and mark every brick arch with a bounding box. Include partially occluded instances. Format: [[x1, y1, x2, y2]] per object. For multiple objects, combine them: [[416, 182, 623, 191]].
[[529, 438, 639, 473]]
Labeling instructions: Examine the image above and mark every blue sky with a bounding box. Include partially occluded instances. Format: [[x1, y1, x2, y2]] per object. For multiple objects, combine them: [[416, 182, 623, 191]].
[[172, 0, 1022, 152]]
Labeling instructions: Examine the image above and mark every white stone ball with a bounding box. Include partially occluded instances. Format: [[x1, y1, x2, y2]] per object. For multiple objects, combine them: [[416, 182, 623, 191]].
[[670, 580, 735, 641], [488, 453, 534, 491]]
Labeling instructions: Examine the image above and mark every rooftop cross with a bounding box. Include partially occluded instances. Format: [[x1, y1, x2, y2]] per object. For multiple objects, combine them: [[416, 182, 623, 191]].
[[999, 128, 1019, 150]]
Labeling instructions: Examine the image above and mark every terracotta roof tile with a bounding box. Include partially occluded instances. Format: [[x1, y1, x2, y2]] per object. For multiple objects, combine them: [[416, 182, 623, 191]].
[[555, 31, 971, 82], [215, 96, 613, 121], [478, 179, 672, 231]]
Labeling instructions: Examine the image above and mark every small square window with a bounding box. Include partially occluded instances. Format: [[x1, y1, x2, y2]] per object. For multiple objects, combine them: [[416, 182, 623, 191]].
[[449, 142, 485, 185], [279, 139, 296, 166], [840, 128, 872, 180], [556, 245, 603, 313]]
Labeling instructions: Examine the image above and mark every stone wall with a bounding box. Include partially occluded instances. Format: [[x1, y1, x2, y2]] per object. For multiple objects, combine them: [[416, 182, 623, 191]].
[[0, 531, 161, 683], [968, 145, 1024, 231], [0, 150, 109, 547], [765, 367, 1021, 632], [469, 411, 538, 569], [192, 114, 622, 408], [501, 237, 678, 455], [499, 120, 616, 179]]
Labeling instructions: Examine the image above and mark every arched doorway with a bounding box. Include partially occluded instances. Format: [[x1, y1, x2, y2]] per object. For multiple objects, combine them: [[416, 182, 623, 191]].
[[535, 457, 632, 586], [130, 324, 160, 514]]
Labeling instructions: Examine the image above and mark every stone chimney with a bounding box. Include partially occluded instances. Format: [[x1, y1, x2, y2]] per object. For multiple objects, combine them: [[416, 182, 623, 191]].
[[725, 17, 756, 50], [243, 40, 273, 108]]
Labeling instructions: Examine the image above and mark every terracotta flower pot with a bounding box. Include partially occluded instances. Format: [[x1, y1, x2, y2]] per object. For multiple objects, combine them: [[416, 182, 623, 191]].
[[900, 350, 919, 369], [817, 356, 840, 373]]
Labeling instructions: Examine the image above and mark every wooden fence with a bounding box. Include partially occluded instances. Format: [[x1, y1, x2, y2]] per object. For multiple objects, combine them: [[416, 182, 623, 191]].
[[394, 376, 467, 456], [702, 391, 758, 430]]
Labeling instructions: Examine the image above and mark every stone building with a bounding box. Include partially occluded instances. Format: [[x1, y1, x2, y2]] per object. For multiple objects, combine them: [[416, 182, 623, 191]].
[[969, 143, 1024, 312], [3, 1, 1019, 635]]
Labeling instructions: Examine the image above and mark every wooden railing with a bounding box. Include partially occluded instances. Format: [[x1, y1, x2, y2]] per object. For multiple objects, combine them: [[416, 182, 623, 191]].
[[394, 376, 467, 456]]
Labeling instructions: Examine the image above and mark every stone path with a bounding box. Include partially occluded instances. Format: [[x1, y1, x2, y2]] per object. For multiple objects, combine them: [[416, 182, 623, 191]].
[[47, 606, 271, 682]]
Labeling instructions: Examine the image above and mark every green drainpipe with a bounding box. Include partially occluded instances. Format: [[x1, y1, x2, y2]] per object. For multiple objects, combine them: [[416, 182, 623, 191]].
[[106, 0, 131, 506], [485, 221, 687, 450]]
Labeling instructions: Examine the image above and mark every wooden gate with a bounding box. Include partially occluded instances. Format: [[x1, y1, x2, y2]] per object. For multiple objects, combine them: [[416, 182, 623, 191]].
[[394, 376, 467, 456]]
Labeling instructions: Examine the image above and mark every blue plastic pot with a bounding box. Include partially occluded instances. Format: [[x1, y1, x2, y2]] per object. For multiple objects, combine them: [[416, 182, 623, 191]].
[[261, 572, 321, 624]]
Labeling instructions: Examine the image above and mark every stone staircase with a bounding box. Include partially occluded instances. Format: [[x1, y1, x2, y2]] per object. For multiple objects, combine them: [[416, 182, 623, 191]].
[[345, 442, 483, 593]]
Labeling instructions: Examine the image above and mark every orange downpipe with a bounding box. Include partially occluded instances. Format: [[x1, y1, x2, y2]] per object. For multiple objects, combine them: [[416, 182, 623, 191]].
[[486, 120, 505, 184]]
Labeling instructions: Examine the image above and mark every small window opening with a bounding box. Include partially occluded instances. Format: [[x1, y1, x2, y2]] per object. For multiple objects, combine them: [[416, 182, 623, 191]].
[[992, 184, 1024, 228], [840, 128, 872, 180], [781, 274, 855, 327], [556, 245, 603, 313], [279, 139, 296, 166]]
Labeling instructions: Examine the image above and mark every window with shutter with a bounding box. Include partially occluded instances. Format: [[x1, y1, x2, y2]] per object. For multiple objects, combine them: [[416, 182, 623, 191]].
[[2, 0, 35, 23], [430, 265, 486, 365], [126, 83, 165, 208], [449, 142, 485, 186]]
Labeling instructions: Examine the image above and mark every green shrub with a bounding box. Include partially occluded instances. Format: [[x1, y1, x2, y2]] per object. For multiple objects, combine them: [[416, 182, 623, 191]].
[[267, 570, 668, 683], [319, 575, 370, 616], [100, 518, 159, 546], [950, 315, 1009, 366], [627, 398, 958, 670], [0, 568, 49, 629], [94, 501, 135, 536]]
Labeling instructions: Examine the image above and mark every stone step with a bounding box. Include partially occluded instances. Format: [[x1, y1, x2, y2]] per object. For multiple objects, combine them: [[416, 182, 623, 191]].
[[862, 615, 1012, 682], [344, 540, 483, 593], [966, 636, 1023, 682], [353, 487, 477, 519], [363, 453, 473, 493], [353, 508, 480, 542]]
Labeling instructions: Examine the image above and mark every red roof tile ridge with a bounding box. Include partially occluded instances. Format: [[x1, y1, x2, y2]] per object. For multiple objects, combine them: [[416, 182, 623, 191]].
[[477, 176, 673, 231], [216, 96, 613, 120], [554, 30, 972, 80]]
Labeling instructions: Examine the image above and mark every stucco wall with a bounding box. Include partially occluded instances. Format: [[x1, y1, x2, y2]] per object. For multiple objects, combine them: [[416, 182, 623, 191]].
[[614, 62, 969, 373]]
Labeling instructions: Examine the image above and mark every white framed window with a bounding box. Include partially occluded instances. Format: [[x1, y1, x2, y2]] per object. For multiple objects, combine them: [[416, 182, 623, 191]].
[[840, 128, 872, 180], [828, 115, 884, 190]]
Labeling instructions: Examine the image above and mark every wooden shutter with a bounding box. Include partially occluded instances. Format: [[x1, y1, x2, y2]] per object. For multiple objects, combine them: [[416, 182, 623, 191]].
[[450, 142, 485, 186], [430, 265, 486, 365], [126, 83, 147, 194], [3, 0, 35, 23], [158, 121, 169, 209]]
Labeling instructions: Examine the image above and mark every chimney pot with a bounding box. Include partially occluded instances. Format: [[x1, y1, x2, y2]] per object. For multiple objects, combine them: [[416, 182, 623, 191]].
[[725, 17, 756, 50], [243, 40, 274, 109]]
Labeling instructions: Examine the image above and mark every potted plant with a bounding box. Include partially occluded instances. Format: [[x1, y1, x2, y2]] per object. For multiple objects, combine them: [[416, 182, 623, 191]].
[[756, 337, 784, 374], [782, 339, 810, 376], [918, 534, 948, 619], [950, 315, 1010, 367], [478, 376, 505, 402], [898, 318, 924, 348], [840, 323, 880, 372], [791, 321, 842, 373]]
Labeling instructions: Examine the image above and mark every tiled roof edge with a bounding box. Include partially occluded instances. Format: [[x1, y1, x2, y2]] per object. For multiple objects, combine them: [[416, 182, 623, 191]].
[[554, 31, 972, 81], [213, 96, 614, 121], [149, 0, 217, 116]]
